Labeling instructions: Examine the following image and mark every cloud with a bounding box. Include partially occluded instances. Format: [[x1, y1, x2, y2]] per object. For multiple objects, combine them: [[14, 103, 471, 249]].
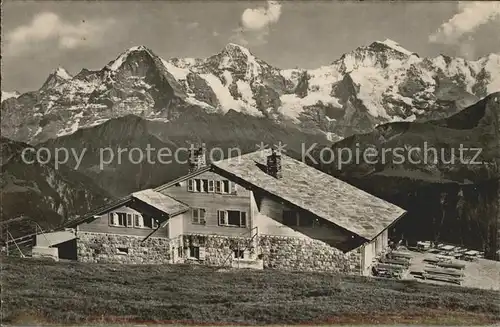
[[4, 12, 116, 56], [230, 1, 282, 46], [186, 22, 200, 30], [429, 2, 500, 45]]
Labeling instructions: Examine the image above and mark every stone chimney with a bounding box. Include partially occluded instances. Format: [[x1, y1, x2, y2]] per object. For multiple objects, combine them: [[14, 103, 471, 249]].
[[188, 144, 206, 173], [266, 149, 282, 179]]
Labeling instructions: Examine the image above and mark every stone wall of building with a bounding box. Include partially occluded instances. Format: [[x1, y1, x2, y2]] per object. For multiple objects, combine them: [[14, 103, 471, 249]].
[[77, 232, 171, 264], [259, 235, 361, 274], [181, 234, 255, 266], [76, 232, 361, 273]]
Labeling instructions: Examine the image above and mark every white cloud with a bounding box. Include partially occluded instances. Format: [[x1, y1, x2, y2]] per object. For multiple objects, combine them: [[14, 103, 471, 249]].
[[186, 22, 200, 30], [241, 0, 282, 30], [4, 12, 116, 56], [429, 2, 500, 45], [230, 1, 282, 46]]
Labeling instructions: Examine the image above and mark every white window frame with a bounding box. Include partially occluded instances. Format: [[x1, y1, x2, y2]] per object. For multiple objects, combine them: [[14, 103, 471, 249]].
[[126, 214, 133, 227], [187, 179, 194, 192], [201, 179, 209, 193], [215, 181, 222, 193], [222, 180, 230, 194], [218, 210, 246, 227], [191, 208, 206, 225], [110, 212, 127, 227], [217, 210, 227, 225], [208, 180, 215, 193], [134, 214, 144, 228]]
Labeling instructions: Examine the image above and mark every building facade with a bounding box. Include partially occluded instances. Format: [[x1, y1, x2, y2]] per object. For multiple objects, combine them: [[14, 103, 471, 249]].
[[36, 148, 404, 276]]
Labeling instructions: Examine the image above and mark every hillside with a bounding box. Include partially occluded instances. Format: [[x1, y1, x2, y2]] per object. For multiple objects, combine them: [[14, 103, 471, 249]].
[[311, 93, 500, 258], [0, 137, 111, 238], [39, 109, 329, 197], [2, 41, 499, 144], [2, 257, 499, 325]]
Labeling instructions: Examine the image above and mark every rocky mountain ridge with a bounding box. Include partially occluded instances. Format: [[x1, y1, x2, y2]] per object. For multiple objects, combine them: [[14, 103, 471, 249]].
[[2, 40, 499, 144]]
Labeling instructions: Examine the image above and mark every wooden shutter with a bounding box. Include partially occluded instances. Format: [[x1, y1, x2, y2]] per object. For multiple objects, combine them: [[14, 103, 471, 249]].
[[240, 212, 247, 227], [192, 209, 199, 223], [230, 182, 237, 194], [218, 210, 227, 225], [112, 213, 119, 226], [208, 180, 215, 192], [215, 181, 222, 193], [200, 209, 206, 225], [126, 214, 133, 227], [199, 247, 206, 260]]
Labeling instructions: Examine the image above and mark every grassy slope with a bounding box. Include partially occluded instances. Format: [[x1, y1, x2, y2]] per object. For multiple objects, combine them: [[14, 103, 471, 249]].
[[1, 257, 499, 326]]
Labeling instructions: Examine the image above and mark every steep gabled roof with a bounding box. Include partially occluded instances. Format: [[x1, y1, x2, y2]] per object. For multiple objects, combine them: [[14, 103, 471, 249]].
[[132, 189, 189, 217], [212, 149, 406, 241], [65, 189, 189, 228]]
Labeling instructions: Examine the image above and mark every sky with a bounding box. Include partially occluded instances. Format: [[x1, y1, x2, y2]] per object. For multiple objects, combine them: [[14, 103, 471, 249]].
[[2, 1, 500, 93]]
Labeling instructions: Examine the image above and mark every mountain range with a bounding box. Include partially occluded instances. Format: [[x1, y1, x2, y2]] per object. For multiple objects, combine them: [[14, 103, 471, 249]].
[[2, 39, 499, 144]]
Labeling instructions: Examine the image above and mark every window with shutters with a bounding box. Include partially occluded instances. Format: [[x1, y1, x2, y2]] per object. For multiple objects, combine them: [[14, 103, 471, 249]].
[[222, 180, 229, 194], [126, 214, 133, 227], [187, 178, 237, 194], [134, 214, 144, 228], [189, 246, 200, 259], [191, 208, 206, 225], [233, 249, 244, 259], [218, 210, 246, 227], [217, 210, 227, 225], [109, 212, 127, 227]]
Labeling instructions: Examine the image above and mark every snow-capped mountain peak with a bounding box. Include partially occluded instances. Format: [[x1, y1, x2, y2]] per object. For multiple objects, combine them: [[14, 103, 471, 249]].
[[373, 39, 413, 56], [54, 67, 72, 80], [2, 41, 499, 144], [1, 91, 20, 102], [39, 67, 73, 90], [106, 45, 152, 71], [204, 43, 264, 79]]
